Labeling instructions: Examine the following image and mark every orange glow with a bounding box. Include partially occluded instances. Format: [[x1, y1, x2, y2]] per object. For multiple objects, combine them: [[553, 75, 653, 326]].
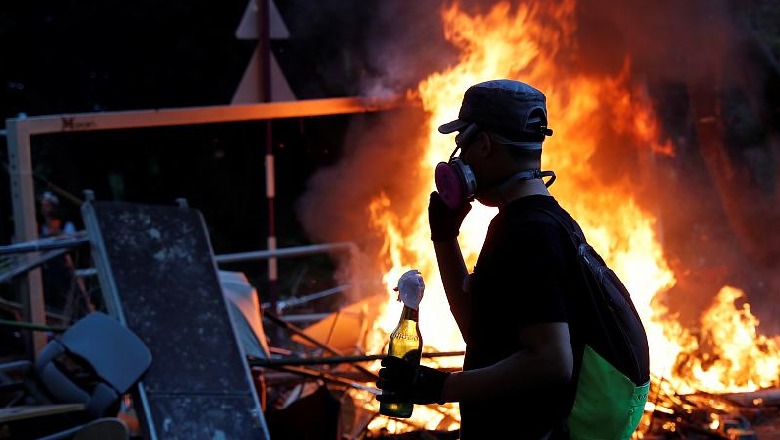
[[672, 286, 780, 392], [363, 0, 780, 432]]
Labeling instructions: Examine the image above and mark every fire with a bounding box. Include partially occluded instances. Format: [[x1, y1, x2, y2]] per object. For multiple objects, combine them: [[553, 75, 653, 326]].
[[362, 0, 780, 432], [672, 286, 780, 393]]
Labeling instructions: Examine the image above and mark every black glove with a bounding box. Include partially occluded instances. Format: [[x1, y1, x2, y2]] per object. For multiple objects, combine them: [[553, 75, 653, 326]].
[[428, 191, 472, 242], [376, 356, 449, 405]]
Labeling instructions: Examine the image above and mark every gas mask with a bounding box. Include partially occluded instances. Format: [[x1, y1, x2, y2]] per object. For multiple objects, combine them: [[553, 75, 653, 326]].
[[435, 157, 477, 210], [434, 124, 556, 209]]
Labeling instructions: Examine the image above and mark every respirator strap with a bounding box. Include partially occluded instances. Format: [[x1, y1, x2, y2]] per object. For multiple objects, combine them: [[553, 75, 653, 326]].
[[508, 169, 556, 187], [539, 170, 556, 187]]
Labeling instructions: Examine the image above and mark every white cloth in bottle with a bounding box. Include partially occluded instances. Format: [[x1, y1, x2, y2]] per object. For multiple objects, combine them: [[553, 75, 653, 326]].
[[396, 269, 425, 310]]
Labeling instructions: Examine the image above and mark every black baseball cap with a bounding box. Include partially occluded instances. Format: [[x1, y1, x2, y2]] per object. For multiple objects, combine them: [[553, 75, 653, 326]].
[[438, 79, 553, 149]]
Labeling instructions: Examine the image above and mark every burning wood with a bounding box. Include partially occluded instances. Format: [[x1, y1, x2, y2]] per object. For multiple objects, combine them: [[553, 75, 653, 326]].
[[641, 380, 780, 439], [258, 357, 780, 438]]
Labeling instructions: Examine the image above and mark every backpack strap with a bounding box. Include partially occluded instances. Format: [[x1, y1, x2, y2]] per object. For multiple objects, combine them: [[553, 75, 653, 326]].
[[529, 207, 650, 386], [528, 207, 637, 308], [526, 206, 585, 248]]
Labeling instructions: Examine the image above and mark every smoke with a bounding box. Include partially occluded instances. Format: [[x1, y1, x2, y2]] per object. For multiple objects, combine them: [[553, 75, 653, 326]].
[[292, 1, 458, 300], [295, 106, 430, 300], [573, 0, 780, 331], [359, 2, 459, 94], [275, 0, 458, 96]]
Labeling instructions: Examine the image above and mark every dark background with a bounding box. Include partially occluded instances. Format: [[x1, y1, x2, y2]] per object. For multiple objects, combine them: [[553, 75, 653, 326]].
[[0, 0, 439, 303]]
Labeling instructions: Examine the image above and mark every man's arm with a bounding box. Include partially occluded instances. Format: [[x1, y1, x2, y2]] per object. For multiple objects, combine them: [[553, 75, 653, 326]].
[[428, 191, 474, 337], [433, 239, 471, 338], [440, 321, 573, 402]]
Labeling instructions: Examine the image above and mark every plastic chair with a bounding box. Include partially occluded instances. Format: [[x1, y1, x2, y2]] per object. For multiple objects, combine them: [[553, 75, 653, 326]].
[[33, 312, 152, 419]]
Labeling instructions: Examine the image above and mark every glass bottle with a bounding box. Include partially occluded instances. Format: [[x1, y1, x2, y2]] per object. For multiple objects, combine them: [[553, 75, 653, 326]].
[[379, 304, 423, 418]]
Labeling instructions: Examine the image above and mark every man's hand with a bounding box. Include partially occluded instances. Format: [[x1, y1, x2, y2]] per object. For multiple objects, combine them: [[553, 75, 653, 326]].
[[428, 191, 472, 242], [376, 356, 449, 405]]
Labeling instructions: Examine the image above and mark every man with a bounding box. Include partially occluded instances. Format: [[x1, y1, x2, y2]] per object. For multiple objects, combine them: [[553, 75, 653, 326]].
[[39, 191, 77, 237], [376, 80, 646, 439], [38, 191, 79, 313]]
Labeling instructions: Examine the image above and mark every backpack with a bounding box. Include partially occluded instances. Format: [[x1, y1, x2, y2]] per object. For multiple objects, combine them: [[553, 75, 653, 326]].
[[532, 207, 650, 440]]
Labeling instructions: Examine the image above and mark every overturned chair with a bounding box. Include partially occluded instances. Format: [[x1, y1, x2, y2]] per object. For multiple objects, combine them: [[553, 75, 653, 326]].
[[0, 312, 151, 438], [32, 311, 152, 419]]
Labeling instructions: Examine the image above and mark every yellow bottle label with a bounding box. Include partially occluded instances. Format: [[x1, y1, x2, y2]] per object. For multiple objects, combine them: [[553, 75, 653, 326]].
[[380, 315, 422, 418]]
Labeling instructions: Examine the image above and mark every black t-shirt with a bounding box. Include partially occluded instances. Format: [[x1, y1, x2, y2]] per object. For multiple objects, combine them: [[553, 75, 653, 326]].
[[458, 195, 583, 440]]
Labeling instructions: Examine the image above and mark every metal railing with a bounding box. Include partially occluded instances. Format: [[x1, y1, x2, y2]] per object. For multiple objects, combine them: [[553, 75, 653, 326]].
[[2, 236, 359, 323], [215, 241, 360, 316]]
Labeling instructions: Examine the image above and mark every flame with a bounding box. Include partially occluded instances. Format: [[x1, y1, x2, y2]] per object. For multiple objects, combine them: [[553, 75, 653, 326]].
[[671, 286, 780, 393], [362, 0, 780, 432]]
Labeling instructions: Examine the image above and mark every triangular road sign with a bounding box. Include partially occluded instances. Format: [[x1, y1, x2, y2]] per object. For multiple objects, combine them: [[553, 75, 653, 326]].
[[231, 48, 296, 104], [235, 0, 289, 40]]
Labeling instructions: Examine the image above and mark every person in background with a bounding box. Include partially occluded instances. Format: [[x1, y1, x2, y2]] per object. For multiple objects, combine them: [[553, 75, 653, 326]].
[[37, 191, 81, 314], [376, 79, 648, 439], [39, 191, 77, 238]]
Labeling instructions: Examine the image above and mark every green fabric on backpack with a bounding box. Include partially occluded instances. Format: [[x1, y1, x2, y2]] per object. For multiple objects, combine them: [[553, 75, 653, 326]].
[[568, 345, 649, 440]]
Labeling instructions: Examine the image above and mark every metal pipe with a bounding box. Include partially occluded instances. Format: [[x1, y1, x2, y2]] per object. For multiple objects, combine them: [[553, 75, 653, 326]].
[[0, 249, 69, 284], [266, 284, 349, 311], [0, 232, 89, 255], [50, 241, 355, 276], [263, 310, 379, 380], [73, 268, 98, 277], [257, 0, 279, 312], [267, 364, 380, 395], [250, 351, 465, 368], [0, 318, 67, 333], [275, 313, 330, 323], [214, 241, 356, 264]]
